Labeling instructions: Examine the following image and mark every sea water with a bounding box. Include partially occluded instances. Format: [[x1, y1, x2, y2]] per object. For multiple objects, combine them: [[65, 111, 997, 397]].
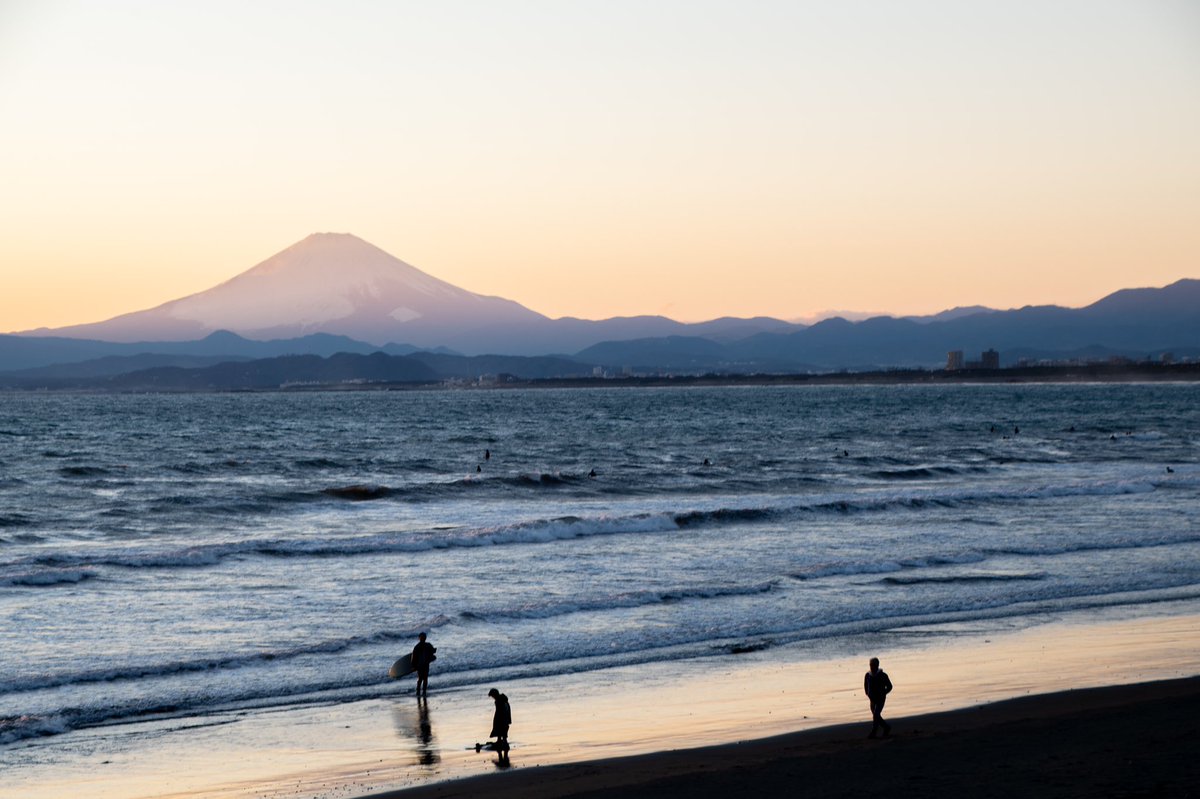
[[1, 384, 1197, 758]]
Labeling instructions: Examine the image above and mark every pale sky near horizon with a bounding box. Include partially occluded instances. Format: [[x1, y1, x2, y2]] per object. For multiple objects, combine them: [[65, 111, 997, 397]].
[[2, 0, 1198, 330]]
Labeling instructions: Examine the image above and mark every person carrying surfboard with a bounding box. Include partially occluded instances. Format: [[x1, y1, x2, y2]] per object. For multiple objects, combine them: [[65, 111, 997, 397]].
[[487, 688, 511, 751], [412, 632, 436, 695]]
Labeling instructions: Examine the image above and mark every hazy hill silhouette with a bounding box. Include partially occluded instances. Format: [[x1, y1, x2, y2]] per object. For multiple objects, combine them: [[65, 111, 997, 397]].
[[580, 280, 1199, 371], [102, 352, 439, 391]]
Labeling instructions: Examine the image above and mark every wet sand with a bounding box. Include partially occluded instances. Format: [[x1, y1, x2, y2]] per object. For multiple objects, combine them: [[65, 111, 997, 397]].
[[7, 609, 1198, 798], [372, 676, 1200, 799]]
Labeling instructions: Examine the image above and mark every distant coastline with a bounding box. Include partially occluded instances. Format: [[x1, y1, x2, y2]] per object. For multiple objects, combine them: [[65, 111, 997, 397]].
[[2, 361, 1198, 393], [509, 362, 1200, 389]]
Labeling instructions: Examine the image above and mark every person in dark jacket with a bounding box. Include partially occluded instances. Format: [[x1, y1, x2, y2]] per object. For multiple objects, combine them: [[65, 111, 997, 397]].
[[864, 656, 894, 738], [411, 632, 436, 695], [488, 688, 511, 750]]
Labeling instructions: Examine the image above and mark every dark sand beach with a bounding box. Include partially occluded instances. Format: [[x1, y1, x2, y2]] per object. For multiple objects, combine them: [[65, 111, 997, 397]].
[[372, 677, 1200, 799]]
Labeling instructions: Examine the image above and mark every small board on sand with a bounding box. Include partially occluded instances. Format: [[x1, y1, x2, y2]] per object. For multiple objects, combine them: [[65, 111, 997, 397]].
[[472, 741, 511, 752], [388, 653, 414, 679]]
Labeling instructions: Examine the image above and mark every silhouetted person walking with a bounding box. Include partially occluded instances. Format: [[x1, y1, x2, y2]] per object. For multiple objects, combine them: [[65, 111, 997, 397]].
[[412, 632, 436, 695], [488, 688, 511, 751], [864, 656, 893, 738]]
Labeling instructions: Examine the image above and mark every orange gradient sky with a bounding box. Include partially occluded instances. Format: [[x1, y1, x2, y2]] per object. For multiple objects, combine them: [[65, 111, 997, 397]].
[[2, 0, 1198, 331]]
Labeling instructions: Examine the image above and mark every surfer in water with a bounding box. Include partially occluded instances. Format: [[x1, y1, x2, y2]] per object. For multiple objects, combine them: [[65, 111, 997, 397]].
[[864, 656, 893, 738], [488, 688, 511, 751], [412, 632, 436, 696]]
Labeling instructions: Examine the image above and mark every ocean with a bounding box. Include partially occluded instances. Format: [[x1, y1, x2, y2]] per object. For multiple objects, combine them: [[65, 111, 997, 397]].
[[1, 383, 1198, 783]]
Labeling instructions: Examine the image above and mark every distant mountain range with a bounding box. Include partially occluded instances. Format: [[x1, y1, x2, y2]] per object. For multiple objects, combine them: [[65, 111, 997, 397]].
[[15, 233, 800, 356], [3, 232, 1197, 381]]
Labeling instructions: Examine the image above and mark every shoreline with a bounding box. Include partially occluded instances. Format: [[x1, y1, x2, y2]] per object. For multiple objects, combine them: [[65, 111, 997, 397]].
[[4, 362, 1199, 393], [5, 606, 1198, 798], [370, 676, 1200, 798]]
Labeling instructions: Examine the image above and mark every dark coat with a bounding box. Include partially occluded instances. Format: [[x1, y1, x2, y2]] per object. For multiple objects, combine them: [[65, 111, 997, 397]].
[[491, 694, 512, 738], [864, 669, 893, 703], [412, 641, 436, 671]]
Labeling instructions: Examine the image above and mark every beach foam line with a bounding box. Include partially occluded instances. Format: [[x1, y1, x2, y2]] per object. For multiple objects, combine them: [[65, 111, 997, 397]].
[[0, 616, 451, 698], [458, 580, 778, 622], [5, 584, 1200, 753], [3, 475, 1195, 577], [67, 608, 1192, 799]]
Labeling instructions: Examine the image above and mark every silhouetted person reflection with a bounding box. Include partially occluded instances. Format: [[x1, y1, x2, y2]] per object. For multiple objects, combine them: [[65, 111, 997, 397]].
[[391, 698, 440, 768], [864, 656, 893, 738], [415, 696, 438, 766]]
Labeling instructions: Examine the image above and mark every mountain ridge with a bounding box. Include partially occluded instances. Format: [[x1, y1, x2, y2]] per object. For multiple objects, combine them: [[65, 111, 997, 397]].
[[7, 234, 1196, 371]]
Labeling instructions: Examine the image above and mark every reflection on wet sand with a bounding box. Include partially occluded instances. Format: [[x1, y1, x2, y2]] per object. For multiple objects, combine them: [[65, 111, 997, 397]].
[[473, 740, 512, 770], [391, 695, 440, 767]]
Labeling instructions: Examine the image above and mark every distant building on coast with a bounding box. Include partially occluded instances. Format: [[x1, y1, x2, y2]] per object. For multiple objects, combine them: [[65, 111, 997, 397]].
[[947, 348, 1000, 370]]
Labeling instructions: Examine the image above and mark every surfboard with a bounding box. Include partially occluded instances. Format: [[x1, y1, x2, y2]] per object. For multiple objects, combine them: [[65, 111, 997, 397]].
[[388, 653, 415, 679]]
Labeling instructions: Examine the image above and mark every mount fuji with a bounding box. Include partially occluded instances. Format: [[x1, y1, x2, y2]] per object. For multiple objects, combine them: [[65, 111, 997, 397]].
[[32, 233, 549, 349], [15, 233, 1194, 371]]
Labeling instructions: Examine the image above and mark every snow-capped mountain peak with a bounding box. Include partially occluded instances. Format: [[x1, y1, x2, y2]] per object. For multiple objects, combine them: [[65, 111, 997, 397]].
[[38, 233, 546, 345]]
